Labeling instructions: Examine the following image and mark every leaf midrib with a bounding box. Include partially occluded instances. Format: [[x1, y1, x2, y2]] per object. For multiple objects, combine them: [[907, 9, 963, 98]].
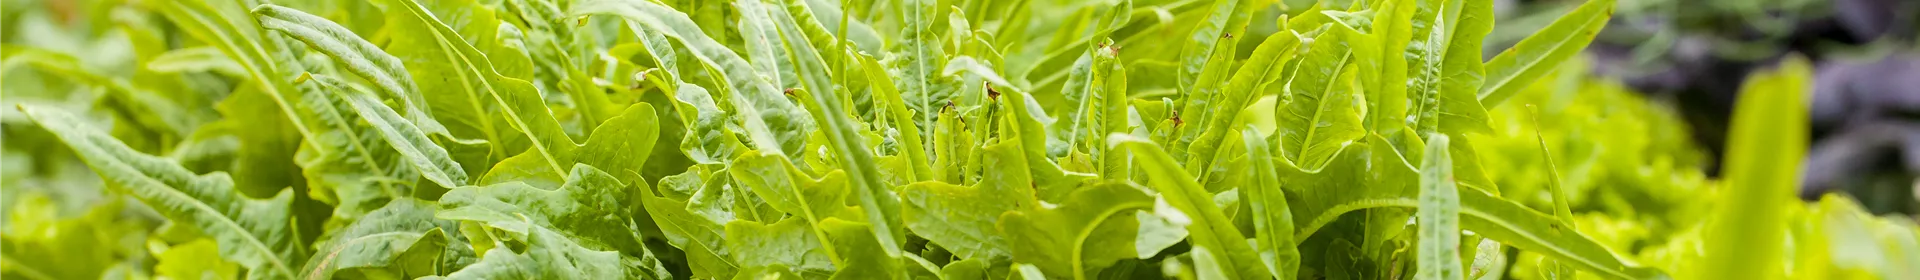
[[1292, 53, 1354, 166], [1409, 23, 1449, 132], [910, 0, 935, 146]]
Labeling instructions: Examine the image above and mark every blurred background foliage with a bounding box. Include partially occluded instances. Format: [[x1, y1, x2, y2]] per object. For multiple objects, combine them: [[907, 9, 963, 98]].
[[1494, 0, 1920, 214], [3, 0, 1919, 279]]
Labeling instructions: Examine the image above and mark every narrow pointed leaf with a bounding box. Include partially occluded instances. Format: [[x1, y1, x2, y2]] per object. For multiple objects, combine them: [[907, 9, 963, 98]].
[[857, 52, 933, 182], [1416, 135, 1463, 280], [1479, 0, 1614, 107], [1241, 128, 1298, 279], [1111, 135, 1264, 279], [1698, 56, 1811, 280]]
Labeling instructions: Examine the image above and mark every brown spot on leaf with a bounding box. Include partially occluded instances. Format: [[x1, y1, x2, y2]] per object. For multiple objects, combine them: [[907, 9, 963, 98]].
[[986, 83, 1001, 101]]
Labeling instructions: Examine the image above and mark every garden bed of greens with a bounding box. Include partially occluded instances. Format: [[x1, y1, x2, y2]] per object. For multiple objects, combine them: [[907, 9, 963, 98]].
[[3, 0, 1917, 279]]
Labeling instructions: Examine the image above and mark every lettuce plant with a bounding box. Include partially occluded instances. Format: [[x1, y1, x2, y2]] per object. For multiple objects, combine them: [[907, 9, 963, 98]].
[[2, 0, 1916, 279]]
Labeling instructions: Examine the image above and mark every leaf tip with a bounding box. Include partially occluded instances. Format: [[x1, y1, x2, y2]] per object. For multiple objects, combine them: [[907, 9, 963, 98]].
[[249, 3, 284, 16]]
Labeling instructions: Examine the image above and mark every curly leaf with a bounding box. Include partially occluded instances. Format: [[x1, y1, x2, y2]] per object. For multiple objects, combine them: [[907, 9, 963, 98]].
[[438, 164, 651, 254], [441, 226, 671, 279], [729, 150, 864, 269], [823, 218, 916, 279], [901, 140, 1035, 260], [725, 218, 836, 276], [302, 200, 468, 279], [1000, 182, 1156, 279], [481, 104, 662, 186], [637, 186, 739, 278], [731, 151, 851, 224]]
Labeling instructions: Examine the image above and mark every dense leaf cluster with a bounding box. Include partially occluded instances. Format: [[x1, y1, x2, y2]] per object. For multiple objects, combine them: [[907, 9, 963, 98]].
[[3, 0, 1917, 279]]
